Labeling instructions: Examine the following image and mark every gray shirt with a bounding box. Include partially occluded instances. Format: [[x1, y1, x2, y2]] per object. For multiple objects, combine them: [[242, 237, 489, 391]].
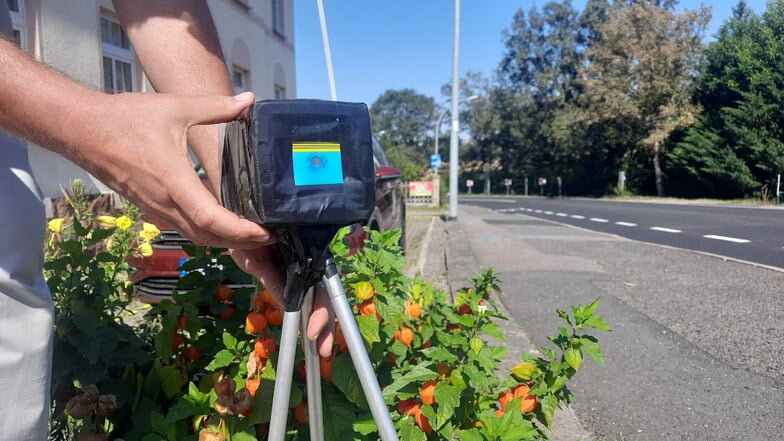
[[0, 2, 48, 292]]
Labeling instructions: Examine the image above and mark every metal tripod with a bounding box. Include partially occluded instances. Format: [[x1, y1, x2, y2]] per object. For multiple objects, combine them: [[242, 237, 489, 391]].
[[267, 254, 399, 441]]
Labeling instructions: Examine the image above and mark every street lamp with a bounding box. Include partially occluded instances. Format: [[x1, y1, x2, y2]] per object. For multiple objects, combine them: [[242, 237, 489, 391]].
[[433, 95, 478, 162]]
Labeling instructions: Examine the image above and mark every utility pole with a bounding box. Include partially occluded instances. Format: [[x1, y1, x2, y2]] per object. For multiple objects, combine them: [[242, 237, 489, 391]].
[[448, 0, 461, 220]]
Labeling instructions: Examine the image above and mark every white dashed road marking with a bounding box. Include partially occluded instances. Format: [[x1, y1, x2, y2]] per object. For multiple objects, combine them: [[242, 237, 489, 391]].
[[571, 215, 585, 219], [590, 218, 609, 223], [556, 213, 568, 217], [616, 222, 637, 227], [651, 227, 682, 233], [703, 235, 750, 244]]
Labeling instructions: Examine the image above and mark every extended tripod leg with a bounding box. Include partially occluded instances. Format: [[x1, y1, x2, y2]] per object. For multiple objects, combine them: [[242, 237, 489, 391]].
[[323, 259, 400, 441], [267, 306, 302, 441], [300, 287, 324, 441]]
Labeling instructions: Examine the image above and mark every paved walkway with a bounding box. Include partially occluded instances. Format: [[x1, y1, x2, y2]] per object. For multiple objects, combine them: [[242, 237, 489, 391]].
[[404, 209, 592, 441]]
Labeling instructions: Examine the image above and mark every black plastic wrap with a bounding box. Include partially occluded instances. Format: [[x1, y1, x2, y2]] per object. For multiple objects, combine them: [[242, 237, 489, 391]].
[[221, 99, 375, 227]]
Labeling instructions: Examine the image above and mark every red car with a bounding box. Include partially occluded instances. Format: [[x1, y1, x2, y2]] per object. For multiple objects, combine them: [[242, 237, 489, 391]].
[[129, 138, 405, 303]]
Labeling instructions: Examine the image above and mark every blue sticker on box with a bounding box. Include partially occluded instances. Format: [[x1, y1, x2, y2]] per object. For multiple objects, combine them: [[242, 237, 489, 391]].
[[292, 142, 344, 186]]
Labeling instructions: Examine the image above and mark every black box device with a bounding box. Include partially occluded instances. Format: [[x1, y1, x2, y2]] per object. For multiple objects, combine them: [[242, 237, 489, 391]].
[[221, 99, 375, 228]]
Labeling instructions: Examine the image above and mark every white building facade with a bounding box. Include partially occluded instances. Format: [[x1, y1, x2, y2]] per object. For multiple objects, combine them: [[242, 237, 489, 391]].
[[8, 0, 296, 199]]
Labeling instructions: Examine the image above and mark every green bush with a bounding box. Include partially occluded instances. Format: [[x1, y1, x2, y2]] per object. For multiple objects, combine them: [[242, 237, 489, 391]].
[[45, 184, 608, 441]]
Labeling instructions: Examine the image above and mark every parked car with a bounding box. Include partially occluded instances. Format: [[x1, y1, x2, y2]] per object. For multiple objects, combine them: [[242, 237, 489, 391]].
[[129, 138, 405, 303]]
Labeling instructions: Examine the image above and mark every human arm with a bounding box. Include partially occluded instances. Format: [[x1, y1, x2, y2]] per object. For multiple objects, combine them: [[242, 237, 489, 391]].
[[0, 37, 269, 249], [112, 0, 335, 355]]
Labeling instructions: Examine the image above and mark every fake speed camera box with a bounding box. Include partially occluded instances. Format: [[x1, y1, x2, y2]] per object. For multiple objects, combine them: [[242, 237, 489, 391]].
[[221, 100, 375, 227]]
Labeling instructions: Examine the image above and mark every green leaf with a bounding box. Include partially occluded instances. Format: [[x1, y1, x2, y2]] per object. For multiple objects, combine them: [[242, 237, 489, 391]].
[[480, 321, 505, 340], [434, 383, 460, 427], [332, 353, 368, 408], [205, 349, 236, 371], [150, 411, 168, 435], [398, 419, 427, 441], [163, 399, 200, 423], [419, 346, 458, 364], [356, 314, 381, 345], [509, 362, 537, 381], [538, 394, 558, 428], [556, 309, 572, 325], [580, 336, 605, 364], [232, 432, 259, 441], [222, 331, 238, 349], [549, 375, 567, 394], [564, 348, 583, 371], [454, 429, 484, 441], [382, 364, 435, 401], [159, 365, 185, 398], [584, 315, 611, 331], [352, 416, 378, 435], [582, 298, 600, 316], [470, 337, 484, 354], [323, 393, 357, 441]]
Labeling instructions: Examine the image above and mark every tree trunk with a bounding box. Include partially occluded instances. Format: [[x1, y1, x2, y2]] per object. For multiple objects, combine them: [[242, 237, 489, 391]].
[[653, 141, 665, 197], [483, 163, 491, 194]]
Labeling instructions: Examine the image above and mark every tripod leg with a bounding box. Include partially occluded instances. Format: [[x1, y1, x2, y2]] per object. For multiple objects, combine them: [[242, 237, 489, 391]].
[[300, 287, 324, 441], [268, 307, 302, 441], [322, 263, 400, 441]]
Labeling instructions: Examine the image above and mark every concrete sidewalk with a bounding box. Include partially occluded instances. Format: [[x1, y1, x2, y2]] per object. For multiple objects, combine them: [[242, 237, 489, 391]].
[[404, 210, 593, 441], [406, 203, 784, 441]]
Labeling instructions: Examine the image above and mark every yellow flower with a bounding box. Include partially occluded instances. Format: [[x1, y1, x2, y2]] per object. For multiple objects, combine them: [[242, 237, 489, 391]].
[[48, 218, 66, 233], [116, 215, 133, 231], [96, 215, 117, 228], [354, 281, 375, 301], [137, 242, 153, 257], [139, 222, 161, 241]]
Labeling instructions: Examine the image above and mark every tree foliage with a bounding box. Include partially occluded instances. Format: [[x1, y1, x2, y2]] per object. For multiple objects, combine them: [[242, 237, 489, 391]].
[[368, 0, 784, 199], [578, 0, 710, 196], [668, 0, 784, 198]]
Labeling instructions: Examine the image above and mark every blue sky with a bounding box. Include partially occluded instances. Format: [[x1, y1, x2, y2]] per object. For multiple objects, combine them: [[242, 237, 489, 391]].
[[294, 1, 769, 107]]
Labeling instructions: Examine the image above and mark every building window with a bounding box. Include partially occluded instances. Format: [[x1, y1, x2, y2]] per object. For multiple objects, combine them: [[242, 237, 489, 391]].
[[274, 85, 286, 100], [8, 0, 25, 49], [100, 16, 135, 93], [232, 66, 248, 94], [272, 0, 284, 36]]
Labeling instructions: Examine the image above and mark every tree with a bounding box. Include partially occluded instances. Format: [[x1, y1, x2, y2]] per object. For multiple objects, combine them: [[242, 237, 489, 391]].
[[370, 89, 436, 149], [579, 0, 710, 196], [669, 0, 784, 198]]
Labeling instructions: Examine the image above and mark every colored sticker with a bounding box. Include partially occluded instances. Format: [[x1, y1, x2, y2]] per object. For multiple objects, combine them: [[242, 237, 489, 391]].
[[292, 142, 344, 186]]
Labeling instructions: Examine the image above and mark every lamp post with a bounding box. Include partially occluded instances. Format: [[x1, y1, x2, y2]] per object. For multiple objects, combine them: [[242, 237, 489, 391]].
[[433, 95, 478, 162], [448, 0, 462, 220]]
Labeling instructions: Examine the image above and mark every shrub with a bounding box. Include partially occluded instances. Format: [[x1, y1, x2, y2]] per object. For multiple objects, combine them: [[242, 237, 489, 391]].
[[45, 184, 608, 440]]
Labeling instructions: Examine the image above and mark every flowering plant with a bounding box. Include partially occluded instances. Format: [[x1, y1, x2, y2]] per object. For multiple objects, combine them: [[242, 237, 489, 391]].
[[44, 182, 608, 440], [45, 180, 161, 440]]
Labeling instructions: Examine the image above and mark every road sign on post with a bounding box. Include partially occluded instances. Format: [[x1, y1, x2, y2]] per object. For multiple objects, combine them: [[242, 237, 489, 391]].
[[430, 153, 441, 169], [504, 178, 512, 195], [466, 179, 474, 194], [538, 177, 546, 196]]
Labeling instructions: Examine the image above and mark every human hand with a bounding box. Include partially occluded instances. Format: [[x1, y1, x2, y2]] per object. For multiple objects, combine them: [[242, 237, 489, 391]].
[[230, 246, 336, 358], [80, 91, 271, 249]]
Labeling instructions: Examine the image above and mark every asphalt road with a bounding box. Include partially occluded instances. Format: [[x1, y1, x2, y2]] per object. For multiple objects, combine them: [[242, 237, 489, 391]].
[[451, 203, 784, 440], [460, 196, 784, 270]]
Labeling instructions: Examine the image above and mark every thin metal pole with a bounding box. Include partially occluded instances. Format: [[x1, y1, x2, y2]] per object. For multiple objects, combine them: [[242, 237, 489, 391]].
[[323, 262, 399, 441], [434, 107, 449, 161], [300, 288, 324, 441], [316, 0, 337, 101], [448, 0, 461, 220], [268, 309, 302, 441]]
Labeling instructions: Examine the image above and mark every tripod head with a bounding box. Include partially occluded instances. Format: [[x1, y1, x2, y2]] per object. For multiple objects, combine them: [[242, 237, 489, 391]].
[[221, 99, 376, 311]]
